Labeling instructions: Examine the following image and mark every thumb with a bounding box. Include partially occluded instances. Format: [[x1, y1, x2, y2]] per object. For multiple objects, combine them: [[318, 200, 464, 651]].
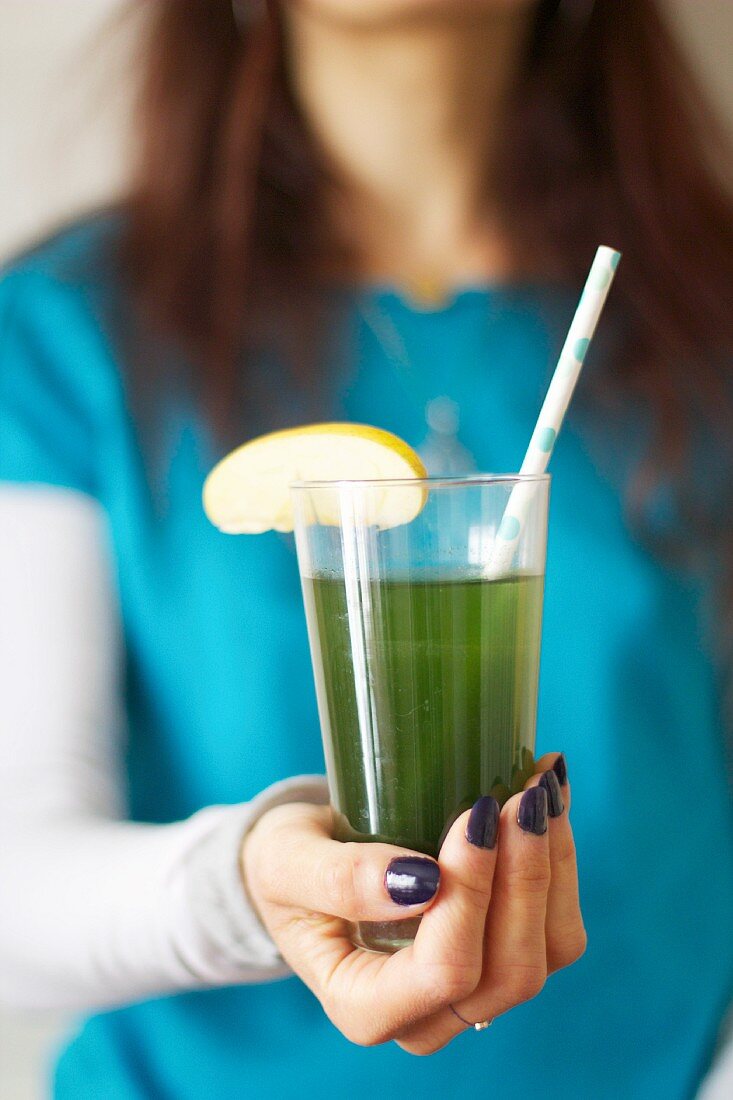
[[245, 802, 441, 923]]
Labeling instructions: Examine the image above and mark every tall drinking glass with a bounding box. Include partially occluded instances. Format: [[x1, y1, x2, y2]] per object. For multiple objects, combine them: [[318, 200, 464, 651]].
[[291, 475, 550, 953]]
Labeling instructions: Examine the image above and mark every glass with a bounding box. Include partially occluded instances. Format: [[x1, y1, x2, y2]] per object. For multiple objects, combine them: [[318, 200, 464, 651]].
[[291, 475, 550, 953]]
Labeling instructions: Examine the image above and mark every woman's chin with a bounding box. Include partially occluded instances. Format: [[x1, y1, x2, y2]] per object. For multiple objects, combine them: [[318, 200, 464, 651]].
[[290, 0, 534, 29]]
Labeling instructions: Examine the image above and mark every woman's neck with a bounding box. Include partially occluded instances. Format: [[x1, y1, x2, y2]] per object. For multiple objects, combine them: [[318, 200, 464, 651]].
[[283, 6, 531, 288]]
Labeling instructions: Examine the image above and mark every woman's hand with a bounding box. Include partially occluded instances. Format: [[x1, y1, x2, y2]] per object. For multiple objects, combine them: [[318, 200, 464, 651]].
[[241, 753, 585, 1055]]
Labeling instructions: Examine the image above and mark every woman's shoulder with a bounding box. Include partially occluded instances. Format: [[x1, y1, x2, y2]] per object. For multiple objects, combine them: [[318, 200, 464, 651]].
[[1, 208, 125, 303], [0, 211, 132, 497], [0, 209, 132, 380]]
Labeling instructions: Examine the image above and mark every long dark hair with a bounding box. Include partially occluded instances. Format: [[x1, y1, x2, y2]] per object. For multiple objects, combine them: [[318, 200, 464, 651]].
[[123, 0, 733, 576]]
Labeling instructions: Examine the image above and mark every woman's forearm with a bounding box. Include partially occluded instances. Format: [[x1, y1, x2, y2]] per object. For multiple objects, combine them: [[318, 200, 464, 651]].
[[0, 486, 326, 1010], [0, 782, 328, 1011]]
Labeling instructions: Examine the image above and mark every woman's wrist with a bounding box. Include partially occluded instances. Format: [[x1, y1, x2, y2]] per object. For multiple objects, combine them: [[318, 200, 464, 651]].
[[178, 776, 329, 983]]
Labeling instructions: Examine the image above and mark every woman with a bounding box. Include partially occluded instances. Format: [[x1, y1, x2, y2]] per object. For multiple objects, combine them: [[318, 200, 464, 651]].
[[1, 0, 732, 1096]]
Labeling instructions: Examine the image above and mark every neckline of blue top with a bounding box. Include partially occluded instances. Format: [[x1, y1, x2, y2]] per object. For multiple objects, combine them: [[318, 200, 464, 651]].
[[329, 277, 574, 318]]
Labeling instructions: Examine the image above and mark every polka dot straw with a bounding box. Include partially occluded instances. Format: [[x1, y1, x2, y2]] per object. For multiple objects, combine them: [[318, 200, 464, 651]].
[[485, 245, 622, 578]]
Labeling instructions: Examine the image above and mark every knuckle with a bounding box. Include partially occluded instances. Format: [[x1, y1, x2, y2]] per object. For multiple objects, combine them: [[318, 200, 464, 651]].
[[575, 927, 589, 960], [242, 827, 274, 902], [499, 963, 547, 1006], [458, 876, 493, 914], [338, 1017, 389, 1048], [445, 967, 481, 1003], [396, 1037, 444, 1057], [553, 838, 579, 874], [548, 925, 587, 970], [505, 857, 551, 896], [488, 963, 545, 1007], [420, 957, 482, 1005], [320, 850, 359, 918]]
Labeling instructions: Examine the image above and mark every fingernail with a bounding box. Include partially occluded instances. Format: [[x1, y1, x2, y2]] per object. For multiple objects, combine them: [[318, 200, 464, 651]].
[[517, 787, 548, 835], [539, 769, 564, 817], [385, 857, 440, 906], [552, 753, 568, 787], [466, 795, 500, 850]]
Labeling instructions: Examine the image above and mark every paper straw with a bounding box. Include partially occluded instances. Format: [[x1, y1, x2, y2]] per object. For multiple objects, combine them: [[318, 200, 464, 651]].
[[485, 245, 621, 578]]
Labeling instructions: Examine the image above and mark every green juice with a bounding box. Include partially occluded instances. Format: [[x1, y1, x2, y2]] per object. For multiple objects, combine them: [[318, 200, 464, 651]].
[[305, 570, 544, 839], [303, 572, 544, 950]]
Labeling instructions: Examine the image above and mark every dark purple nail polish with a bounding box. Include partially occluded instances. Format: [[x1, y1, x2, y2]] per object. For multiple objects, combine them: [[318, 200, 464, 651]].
[[517, 787, 548, 835], [539, 769, 564, 817], [385, 857, 440, 906], [466, 795, 500, 849], [552, 753, 568, 787]]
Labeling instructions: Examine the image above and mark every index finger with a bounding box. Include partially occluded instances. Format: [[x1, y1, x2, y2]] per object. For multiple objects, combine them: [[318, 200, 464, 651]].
[[409, 796, 500, 994], [306, 798, 500, 1045]]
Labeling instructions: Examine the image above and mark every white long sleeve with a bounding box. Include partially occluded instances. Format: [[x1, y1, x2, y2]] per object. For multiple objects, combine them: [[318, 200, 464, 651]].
[[697, 1008, 733, 1100], [0, 485, 328, 1011]]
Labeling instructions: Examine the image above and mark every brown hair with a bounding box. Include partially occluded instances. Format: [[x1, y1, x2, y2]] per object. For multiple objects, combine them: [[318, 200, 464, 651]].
[[123, 0, 733, 560]]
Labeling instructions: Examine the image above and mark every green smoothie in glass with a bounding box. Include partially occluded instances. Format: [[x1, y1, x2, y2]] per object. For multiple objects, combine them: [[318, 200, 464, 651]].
[[293, 475, 549, 953]]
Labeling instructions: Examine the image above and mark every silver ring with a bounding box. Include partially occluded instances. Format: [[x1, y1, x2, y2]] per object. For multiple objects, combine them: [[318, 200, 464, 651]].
[[449, 1004, 493, 1032]]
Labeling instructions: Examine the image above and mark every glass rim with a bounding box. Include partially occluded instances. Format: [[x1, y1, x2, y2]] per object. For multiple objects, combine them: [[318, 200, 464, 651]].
[[290, 472, 551, 491]]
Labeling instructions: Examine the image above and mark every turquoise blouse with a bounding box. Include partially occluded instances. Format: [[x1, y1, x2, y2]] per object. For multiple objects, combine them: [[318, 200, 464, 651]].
[[2, 218, 732, 1100]]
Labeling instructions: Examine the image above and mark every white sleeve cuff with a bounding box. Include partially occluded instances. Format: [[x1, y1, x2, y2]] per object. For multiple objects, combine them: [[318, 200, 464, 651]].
[[174, 775, 330, 985]]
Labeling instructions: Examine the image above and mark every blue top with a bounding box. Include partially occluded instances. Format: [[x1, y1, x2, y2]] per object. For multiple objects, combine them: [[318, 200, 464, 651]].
[[2, 217, 732, 1100]]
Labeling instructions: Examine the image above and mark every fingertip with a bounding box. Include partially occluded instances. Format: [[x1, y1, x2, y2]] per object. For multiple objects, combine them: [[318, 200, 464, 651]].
[[533, 751, 569, 788], [516, 785, 549, 836], [384, 855, 440, 907], [500, 788, 524, 818], [465, 795, 500, 850], [498, 789, 549, 841], [528, 753, 571, 814], [538, 769, 565, 818], [552, 753, 568, 788], [436, 801, 501, 881]]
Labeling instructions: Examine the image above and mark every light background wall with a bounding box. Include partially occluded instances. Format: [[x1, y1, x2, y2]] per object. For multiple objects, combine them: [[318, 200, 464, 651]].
[[0, 0, 133, 262], [0, 2, 732, 1098]]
